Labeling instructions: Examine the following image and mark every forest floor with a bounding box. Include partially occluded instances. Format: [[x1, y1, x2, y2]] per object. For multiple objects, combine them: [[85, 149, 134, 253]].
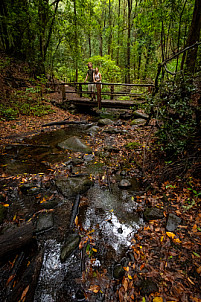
[[0, 54, 201, 301]]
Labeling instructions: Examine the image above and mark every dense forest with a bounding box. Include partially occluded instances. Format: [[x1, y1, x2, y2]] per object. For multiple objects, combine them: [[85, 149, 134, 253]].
[[0, 1, 201, 301], [1, 0, 201, 81]]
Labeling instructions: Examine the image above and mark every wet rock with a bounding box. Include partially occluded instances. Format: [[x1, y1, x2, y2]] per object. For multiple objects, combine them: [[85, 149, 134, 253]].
[[113, 263, 125, 279], [86, 125, 100, 135], [83, 154, 94, 162], [166, 213, 181, 232], [118, 179, 132, 189], [133, 110, 149, 120], [143, 207, 164, 221], [60, 232, 80, 262], [38, 199, 59, 210], [19, 183, 41, 195], [97, 118, 114, 126], [118, 227, 123, 234], [65, 158, 84, 166], [58, 136, 92, 153], [56, 176, 93, 197], [140, 278, 158, 295], [36, 212, 54, 233], [130, 118, 147, 126], [0, 204, 7, 224], [103, 127, 121, 134], [76, 289, 86, 301]]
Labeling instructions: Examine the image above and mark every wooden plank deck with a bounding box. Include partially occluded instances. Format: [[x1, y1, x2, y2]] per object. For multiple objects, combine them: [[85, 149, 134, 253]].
[[65, 97, 146, 109]]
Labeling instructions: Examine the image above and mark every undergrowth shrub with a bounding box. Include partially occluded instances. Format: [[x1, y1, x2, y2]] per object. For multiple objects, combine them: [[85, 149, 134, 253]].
[[148, 75, 198, 156]]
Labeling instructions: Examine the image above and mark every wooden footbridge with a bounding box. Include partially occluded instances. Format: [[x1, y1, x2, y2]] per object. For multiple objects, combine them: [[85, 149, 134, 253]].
[[48, 82, 154, 109]]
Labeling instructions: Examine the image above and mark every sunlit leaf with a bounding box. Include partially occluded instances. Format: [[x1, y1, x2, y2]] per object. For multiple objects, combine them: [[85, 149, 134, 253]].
[[173, 238, 181, 244], [128, 274, 132, 280], [92, 248, 97, 252], [123, 266, 129, 271], [166, 232, 175, 239], [75, 216, 78, 226], [153, 298, 163, 302]]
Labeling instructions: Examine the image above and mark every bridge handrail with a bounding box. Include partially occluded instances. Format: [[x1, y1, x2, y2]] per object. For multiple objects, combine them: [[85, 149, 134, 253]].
[[58, 82, 154, 87], [47, 81, 154, 109]]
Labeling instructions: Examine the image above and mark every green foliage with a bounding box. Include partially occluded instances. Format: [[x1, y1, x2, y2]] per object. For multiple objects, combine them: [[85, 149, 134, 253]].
[[83, 55, 121, 82], [148, 76, 197, 155], [0, 87, 54, 121]]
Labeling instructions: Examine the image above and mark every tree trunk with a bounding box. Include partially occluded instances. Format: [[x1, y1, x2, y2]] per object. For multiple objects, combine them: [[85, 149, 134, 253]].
[[181, 0, 201, 74], [125, 0, 131, 83]]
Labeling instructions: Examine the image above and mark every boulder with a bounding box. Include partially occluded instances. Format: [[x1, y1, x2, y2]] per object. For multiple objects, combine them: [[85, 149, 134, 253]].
[[119, 179, 132, 189], [113, 263, 125, 279], [133, 110, 149, 120], [143, 207, 164, 221], [36, 212, 54, 233], [58, 136, 92, 153], [97, 118, 114, 126], [166, 213, 181, 232], [56, 176, 93, 197], [131, 118, 147, 126], [86, 125, 100, 135], [60, 232, 80, 262]]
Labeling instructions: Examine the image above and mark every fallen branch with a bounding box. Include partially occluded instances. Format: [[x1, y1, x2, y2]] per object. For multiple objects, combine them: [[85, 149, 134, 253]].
[[70, 194, 80, 228], [0, 222, 34, 259], [42, 120, 91, 127]]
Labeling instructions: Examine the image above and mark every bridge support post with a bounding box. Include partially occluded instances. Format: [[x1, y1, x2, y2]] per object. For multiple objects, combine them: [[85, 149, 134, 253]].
[[79, 84, 82, 97], [110, 84, 114, 100], [62, 85, 66, 100], [97, 83, 102, 109]]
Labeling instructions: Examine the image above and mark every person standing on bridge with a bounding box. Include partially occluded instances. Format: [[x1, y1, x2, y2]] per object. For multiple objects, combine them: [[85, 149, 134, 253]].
[[84, 62, 95, 101], [94, 67, 102, 87]]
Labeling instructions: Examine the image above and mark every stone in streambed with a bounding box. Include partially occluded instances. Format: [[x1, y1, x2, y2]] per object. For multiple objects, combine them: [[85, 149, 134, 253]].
[[36, 212, 54, 233], [56, 176, 93, 197], [113, 263, 125, 279], [58, 136, 92, 153], [118, 179, 132, 189], [130, 118, 146, 126], [166, 213, 181, 232], [60, 232, 81, 262], [143, 207, 164, 221], [133, 110, 149, 120]]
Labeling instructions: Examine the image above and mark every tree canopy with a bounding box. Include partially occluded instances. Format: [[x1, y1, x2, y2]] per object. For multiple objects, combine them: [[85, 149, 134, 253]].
[[0, 0, 200, 82]]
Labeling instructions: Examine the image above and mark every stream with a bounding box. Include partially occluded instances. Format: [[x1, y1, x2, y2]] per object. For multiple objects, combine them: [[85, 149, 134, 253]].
[[0, 117, 145, 301]]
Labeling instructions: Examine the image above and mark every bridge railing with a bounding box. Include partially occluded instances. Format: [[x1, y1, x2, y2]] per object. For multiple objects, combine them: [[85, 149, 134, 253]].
[[47, 81, 154, 109]]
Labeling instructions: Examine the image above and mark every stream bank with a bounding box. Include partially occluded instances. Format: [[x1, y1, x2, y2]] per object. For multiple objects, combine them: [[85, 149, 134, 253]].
[[0, 107, 201, 301]]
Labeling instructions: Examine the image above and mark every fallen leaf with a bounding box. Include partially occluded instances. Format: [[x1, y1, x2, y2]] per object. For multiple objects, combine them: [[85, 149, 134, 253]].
[[128, 274, 132, 280], [75, 216, 78, 226], [3, 203, 9, 207], [166, 232, 175, 239], [6, 274, 15, 286], [88, 285, 100, 293], [196, 266, 201, 274], [122, 277, 129, 291], [18, 285, 29, 302], [153, 298, 163, 302]]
